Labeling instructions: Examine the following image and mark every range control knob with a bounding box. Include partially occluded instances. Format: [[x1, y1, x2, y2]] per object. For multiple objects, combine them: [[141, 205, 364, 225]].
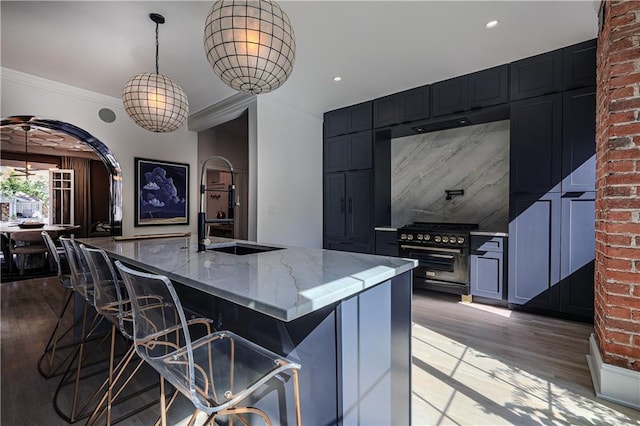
[[407, 234, 414, 240], [434, 236, 441, 243], [400, 234, 407, 240], [450, 236, 457, 243], [457, 236, 465, 244], [417, 234, 423, 240], [424, 234, 431, 241], [442, 236, 449, 243]]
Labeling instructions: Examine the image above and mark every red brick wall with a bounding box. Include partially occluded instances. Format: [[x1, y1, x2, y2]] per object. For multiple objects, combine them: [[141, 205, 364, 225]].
[[595, 0, 640, 371]]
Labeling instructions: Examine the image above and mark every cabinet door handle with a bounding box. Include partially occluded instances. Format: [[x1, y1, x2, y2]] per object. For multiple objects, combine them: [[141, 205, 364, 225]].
[[562, 192, 586, 198], [349, 198, 353, 213], [340, 198, 345, 212]]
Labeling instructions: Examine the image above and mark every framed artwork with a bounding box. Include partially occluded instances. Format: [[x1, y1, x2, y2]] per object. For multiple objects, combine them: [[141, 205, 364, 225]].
[[134, 157, 189, 226]]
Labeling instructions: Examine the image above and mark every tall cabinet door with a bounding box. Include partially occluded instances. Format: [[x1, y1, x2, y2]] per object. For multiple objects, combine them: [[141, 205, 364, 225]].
[[560, 192, 595, 318], [562, 87, 596, 192], [324, 173, 347, 240], [508, 193, 561, 310], [346, 170, 372, 242], [510, 93, 562, 194]]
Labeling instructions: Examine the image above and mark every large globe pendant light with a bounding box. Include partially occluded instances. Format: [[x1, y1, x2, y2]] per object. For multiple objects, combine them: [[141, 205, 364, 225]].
[[203, 0, 296, 94], [122, 13, 189, 133]]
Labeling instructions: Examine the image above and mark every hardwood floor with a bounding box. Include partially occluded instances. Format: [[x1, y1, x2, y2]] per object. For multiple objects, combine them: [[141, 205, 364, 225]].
[[2, 278, 639, 425]]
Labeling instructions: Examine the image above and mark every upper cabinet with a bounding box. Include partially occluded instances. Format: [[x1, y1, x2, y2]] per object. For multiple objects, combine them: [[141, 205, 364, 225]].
[[510, 50, 563, 101], [431, 76, 468, 117], [373, 85, 430, 128], [562, 86, 596, 192], [510, 39, 596, 101], [324, 131, 373, 173], [324, 102, 372, 137], [510, 93, 563, 194], [468, 65, 509, 109], [563, 39, 597, 90], [432, 65, 509, 117]]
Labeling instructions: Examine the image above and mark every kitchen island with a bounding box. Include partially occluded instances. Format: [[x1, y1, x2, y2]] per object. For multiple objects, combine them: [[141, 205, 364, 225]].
[[79, 235, 417, 425]]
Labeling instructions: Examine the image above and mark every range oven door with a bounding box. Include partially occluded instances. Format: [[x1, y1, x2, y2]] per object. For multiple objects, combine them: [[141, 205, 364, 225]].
[[400, 244, 470, 294]]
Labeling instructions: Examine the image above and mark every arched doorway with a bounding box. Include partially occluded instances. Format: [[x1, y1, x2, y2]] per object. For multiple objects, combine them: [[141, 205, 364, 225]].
[[1, 115, 122, 236]]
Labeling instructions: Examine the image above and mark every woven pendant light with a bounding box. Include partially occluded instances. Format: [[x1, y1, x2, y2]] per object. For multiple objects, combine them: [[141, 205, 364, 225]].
[[122, 13, 189, 133], [203, 0, 296, 94]]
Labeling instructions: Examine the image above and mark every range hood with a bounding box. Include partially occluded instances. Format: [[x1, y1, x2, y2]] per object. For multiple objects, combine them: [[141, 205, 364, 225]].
[[412, 118, 471, 133]]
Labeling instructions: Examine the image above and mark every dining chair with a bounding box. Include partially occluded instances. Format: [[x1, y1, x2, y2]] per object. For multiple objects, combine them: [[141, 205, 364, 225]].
[[10, 230, 49, 275], [81, 245, 160, 426], [115, 260, 302, 426], [37, 231, 77, 378]]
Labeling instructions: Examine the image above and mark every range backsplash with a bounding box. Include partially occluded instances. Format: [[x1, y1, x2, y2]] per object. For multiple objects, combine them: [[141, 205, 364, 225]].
[[391, 120, 509, 231]]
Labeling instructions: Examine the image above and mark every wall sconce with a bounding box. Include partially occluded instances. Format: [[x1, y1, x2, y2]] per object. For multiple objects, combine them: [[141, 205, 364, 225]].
[[445, 189, 464, 200]]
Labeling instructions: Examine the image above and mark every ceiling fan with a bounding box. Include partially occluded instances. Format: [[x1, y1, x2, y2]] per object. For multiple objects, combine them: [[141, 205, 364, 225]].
[[11, 124, 34, 177]]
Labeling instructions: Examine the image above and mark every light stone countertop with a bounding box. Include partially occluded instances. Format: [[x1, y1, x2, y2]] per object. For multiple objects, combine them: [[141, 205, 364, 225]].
[[470, 231, 509, 237], [79, 235, 417, 322]]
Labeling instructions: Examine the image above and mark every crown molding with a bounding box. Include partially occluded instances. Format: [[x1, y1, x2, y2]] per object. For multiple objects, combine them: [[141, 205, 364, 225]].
[[1, 67, 123, 109], [188, 92, 256, 132]]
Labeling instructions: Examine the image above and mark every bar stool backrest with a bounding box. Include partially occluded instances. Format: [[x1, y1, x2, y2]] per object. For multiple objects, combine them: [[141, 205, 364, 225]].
[[114, 261, 199, 397], [41, 231, 62, 277], [81, 245, 132, 340], [114, 260, 192, 359], [59, 237, 93, 302]]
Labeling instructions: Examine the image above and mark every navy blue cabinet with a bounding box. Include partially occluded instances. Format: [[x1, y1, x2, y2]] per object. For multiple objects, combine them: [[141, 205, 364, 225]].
[[432, 76, 468, 117], [562, 87, 596, 192], [324, 102, 372, 137], [508, 193, 561, 310], [510, 93, 563, 194], [373, 86, 430, 128], [471, 236, 507, 300], [324, 170, 373, 252], [509, 86, 595, 320], [468, 65, 509, 109], [375, 230, 399, 256], [560, 192, 595, 318], [563, 39, 597, 90], [510, 49, 563, 101], [432, 65, 509, 117], [324, 131, 372, 172]]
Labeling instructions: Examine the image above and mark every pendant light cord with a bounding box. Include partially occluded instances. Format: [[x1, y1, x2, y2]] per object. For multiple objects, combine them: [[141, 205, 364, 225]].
[[155, 21, 160, 74]]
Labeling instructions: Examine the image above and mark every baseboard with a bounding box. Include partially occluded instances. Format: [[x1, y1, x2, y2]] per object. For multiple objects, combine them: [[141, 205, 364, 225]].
[[587, 333, 640, 410]]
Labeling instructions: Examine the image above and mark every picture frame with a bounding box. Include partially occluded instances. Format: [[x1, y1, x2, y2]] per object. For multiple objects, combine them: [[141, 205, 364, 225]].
[[134, 157, 189, 226]]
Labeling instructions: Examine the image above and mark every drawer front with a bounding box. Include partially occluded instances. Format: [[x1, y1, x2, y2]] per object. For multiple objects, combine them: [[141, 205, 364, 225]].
[[470, 236, 505, 252]]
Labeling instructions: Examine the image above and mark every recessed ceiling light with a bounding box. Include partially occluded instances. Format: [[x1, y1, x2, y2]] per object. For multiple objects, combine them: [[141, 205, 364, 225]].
[[486, 20, 498, 29], [332, 76, 342, 82]]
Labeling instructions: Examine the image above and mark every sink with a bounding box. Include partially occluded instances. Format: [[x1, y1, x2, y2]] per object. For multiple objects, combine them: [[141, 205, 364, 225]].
[[206, 242, 283, 256]]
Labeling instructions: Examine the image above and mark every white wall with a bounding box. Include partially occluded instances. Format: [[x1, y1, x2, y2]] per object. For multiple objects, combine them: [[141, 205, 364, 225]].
[[1, 68, 199, 236], [255, 96, 323, 248]]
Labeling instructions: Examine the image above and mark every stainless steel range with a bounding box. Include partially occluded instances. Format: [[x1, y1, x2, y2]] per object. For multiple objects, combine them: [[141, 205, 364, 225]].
[[397, 222, 478, 295]]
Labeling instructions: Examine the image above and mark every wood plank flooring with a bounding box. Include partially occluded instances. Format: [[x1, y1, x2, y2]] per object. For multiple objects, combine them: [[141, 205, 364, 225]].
[[2, 278, 639, 425]]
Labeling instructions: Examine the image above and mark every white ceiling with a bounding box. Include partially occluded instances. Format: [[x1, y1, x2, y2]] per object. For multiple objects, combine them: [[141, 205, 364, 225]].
[[1, 1, 598, 119]]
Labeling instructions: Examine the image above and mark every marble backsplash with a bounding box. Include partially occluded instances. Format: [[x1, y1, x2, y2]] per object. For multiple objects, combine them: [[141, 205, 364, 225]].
[[391, 120, 509, 231]]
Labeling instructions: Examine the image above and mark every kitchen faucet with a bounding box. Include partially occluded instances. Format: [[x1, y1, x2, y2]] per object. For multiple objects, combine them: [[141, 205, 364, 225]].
[[198, 156, 236, 252]]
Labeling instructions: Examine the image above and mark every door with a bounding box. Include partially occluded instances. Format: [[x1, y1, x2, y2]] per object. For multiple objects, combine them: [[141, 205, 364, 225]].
[[324, 173, 347, 240], [49, 169, 74, 226], [510, 93, 562, 194], [346, 170, 372, 242], [562, 87, 596, 192], [560, 192, 595, 318], [508, 193, 561, 310]]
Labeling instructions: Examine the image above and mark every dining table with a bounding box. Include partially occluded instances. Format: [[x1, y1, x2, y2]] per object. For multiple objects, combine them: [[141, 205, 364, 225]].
[[0, 223, 80, 273]]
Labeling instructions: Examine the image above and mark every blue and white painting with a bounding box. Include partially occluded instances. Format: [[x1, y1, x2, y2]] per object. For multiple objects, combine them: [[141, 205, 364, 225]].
[[135, 158, 189, 226]]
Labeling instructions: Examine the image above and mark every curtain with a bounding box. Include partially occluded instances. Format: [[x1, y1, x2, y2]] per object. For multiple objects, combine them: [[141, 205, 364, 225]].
[[61, 157, 91, 237]]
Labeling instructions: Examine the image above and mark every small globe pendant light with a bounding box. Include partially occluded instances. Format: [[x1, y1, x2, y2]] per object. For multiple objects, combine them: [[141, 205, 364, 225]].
[[203, 0, 296, 94], [122, 13, 189, 133]]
